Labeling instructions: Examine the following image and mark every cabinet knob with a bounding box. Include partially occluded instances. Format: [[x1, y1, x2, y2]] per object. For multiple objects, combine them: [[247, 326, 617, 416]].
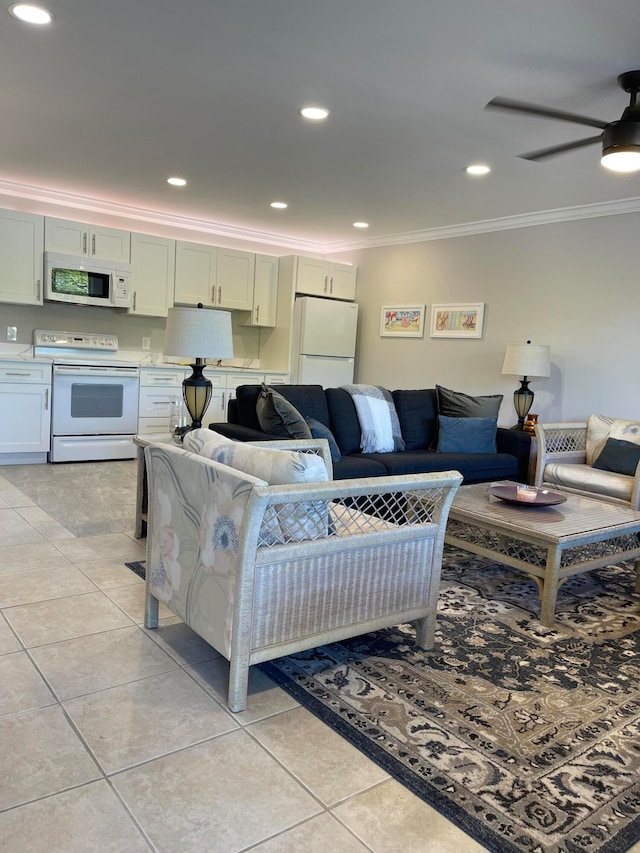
[[133, 291, 137, 311], [91, 234, 96, 255], [330, 276, 334, 294], [83, 232, 88, 254], [44, 388, 49, 410], [324, 275, 328, 293], [218, 285, 222, 303], [255, 306, 260, 322], [36, 279, 41, 301]]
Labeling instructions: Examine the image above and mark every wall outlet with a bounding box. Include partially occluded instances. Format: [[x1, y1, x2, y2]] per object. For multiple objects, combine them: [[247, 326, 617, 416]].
[[7, 326, 17, 342], [142, 337, 151, 350]]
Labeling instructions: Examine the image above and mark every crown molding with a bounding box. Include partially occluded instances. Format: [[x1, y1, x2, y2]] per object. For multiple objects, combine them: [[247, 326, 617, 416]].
[[323, 196, 640, 253], [0, 179, 324, 254], [1, 178, 639, 256]]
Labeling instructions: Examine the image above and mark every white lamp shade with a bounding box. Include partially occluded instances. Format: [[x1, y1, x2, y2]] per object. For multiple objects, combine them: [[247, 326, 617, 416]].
[[501, 343, 550, 378], [163, 307, 234, 360]]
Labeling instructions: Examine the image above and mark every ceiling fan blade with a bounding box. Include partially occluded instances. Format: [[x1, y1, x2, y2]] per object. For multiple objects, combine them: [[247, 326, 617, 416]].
[[519, 134, 603, 162], [486, 97, 608, 130]]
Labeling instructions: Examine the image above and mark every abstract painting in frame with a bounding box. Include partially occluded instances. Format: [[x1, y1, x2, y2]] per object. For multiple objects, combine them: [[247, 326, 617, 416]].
[[380, 305, 426, 338], [430, 303, 485, 339]]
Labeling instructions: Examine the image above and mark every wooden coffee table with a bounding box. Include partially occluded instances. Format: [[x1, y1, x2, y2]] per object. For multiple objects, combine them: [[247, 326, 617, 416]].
[[445, 482, 640, 626]]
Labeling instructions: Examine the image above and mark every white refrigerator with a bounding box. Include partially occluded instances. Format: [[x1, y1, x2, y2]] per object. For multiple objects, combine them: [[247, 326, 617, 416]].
[[291, 296, 359, 386]]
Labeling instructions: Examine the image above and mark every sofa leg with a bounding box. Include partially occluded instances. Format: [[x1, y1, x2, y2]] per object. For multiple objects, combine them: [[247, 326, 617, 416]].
[[228, 659, 249, 713], [144, 590, 159, 629], [415, 615, 436, 650]]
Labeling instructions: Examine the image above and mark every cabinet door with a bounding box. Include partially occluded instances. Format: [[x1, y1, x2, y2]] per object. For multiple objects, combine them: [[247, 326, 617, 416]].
[[174, 241, 217, 306], [251, 254, 278, 326], [45, 217, 88, 256], [216, 248, 255, 310], [0, 211, 44, 305], [90, 225, 131, 263], [295, 256, 328, 296], [0, 384, 50, 453], [327, 262, 357, 300], [130, 233, 176, 317], [45, 217, 131, 262]]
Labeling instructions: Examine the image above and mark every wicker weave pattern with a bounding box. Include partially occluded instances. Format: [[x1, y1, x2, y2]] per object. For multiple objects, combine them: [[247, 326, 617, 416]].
[[542, 425, 587, 454]]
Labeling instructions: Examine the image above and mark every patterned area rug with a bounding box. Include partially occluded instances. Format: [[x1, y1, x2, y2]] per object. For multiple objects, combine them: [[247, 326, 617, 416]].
[[262, 547, 640, 853], [126, 548, 640, 852]]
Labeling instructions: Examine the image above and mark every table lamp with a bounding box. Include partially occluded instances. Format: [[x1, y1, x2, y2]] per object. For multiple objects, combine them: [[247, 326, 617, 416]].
[[501, 340, 550, 429], [163, 304, 234, 432]]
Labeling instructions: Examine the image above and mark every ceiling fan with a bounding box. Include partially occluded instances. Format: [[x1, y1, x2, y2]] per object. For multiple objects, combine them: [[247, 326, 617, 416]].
[[486, 70, 640, 172]]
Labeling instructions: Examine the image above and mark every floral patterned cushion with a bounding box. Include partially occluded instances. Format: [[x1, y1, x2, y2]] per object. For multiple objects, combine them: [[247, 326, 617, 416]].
[[184, 429, 329, 542], [586, 415, 640, 465]]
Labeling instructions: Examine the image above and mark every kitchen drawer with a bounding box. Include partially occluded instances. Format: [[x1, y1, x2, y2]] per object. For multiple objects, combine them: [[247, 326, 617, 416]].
[[137, 417, 171, 436], [0, 361, 52, 384], [139, 367, 186, 387], [264, 373, 289, 385], [201, 370, 226, 389], [138, 388, 180, 420]]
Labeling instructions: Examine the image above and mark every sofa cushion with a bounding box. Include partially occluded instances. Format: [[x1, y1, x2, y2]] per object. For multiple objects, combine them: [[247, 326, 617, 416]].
[[586, 414, 640, 465], [332, 455, 389, 480], [234, 384, 330, 432], [361, 450, 518, 482], [544, 461, 634, 503], [325, 388, 363, 455], [256, 383, 312, 439], [392, 389, 438, 450], [592, 437, 640, 476], [437, 415, 498, 454], [305, 417, 341, 463], [184, 429, 329, 542]]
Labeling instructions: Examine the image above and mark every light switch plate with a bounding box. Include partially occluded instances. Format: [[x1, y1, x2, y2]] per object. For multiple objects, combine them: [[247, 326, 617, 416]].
[[7, 326, 17, 342], [142, 337, 151, 350]]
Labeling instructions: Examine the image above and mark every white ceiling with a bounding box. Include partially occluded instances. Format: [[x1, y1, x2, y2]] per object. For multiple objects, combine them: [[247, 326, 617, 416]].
[[3, 0, 640, 252]]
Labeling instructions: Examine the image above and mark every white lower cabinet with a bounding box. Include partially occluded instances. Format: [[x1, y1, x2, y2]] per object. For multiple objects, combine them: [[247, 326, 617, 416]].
[[138, 366, 186, 436], [0, 361, 52, 463]]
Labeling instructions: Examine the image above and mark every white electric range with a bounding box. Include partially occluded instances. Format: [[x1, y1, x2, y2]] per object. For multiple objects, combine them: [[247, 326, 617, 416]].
[[34, 330, 140, 462]]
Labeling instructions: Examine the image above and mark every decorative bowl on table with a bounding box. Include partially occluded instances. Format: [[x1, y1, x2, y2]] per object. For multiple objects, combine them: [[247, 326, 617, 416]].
[[487, 484, 567, 507]]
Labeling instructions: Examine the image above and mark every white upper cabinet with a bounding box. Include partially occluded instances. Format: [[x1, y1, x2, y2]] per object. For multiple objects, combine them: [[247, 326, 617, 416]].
[[0, 210, 44, 305], [174, 241, 217, 306], [293, 256, 357, 300], [216, 248, 255, 311], [44, 217, 131, 263], [174, 241, 255, 311], [129, 233, 176, 317], [240, 253, 278, 327]]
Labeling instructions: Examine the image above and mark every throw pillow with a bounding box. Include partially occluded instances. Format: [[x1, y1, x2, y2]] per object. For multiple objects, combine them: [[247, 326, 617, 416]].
[[304, 416, 341, 463], [586, 414, 640, 465], [592, 437, 640, 477], [256, 383, 312, 439], [436, 385, 503, 419], [436, 415, 498, 454], [184, 429, 328, 543]]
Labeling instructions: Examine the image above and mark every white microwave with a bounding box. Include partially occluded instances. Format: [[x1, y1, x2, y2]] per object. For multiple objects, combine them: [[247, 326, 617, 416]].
[[44, 252, 132, 309]]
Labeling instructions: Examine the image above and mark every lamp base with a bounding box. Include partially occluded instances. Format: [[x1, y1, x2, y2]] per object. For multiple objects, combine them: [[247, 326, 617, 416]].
[[513, 377, 534, 430], [182, 358, 212, 431]]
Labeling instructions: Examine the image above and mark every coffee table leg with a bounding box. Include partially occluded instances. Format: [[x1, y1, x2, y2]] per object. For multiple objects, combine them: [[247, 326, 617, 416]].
[[540, 548, 562, 627]]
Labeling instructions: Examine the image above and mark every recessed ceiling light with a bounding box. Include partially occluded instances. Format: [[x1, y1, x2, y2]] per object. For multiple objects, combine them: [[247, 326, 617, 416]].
[[353, 222, 369, 229], [299, 106, 329, 121], [465, 163, 491, 176], [270, 201, 288, 209], [167, 176, 187, 187], [9, 3, 52, 24]]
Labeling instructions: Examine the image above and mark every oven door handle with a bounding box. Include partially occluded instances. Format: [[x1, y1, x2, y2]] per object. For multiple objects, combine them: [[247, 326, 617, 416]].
[[54, 366, 139, 377]]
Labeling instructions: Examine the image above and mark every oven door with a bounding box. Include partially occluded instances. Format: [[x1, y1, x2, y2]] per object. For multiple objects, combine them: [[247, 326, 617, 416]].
[[52, 364, 139, 435]]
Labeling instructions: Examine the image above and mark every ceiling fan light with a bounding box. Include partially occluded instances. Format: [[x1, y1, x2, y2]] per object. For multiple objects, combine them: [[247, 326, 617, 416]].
[[600, 149, 640, 172]]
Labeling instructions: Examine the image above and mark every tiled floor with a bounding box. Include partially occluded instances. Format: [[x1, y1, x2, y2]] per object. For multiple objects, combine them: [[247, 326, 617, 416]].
[[0, 462, 489, 852]]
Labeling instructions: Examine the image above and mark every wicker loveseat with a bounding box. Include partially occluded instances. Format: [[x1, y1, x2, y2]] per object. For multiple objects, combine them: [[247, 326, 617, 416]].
[[534, 418, 640, 509], [143, 434, 462, 711]]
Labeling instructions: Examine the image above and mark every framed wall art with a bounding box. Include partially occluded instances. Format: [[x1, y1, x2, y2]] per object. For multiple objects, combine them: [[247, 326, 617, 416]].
[[380, 305, 426, 338], [430, 303, 485, 339]]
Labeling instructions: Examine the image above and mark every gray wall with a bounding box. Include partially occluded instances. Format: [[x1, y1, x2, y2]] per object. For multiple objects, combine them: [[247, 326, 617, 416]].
[[335, 212, 639, 426]]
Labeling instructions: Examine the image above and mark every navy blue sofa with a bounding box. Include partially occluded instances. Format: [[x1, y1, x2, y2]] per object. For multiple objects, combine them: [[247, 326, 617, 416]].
[[209, 384, 532, 484]]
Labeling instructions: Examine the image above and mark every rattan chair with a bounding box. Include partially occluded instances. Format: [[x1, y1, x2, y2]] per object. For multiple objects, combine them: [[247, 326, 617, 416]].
[[143, 440, 462, 711]]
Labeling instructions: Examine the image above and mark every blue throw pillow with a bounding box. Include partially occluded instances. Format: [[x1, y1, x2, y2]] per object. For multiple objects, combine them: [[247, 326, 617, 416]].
[[437, 415, 498, 454], [305, 417, 341, 463], [592, 437, 640, 476]]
